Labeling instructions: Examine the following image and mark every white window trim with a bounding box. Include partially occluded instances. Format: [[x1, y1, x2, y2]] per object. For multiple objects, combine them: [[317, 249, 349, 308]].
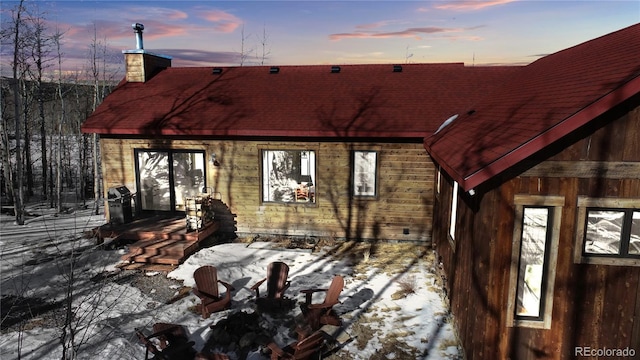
[[506, 195, 563, 329], [448, 181, 459, 249], [573, 196, 640, 266]]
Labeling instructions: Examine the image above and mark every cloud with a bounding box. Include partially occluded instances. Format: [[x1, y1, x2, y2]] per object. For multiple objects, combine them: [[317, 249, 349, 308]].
[[154, 48, 239, 65], [434, 0, 517, 11], [330, 26, 469, 41], [199, 10, 242, 33], [355, 20, 397, 30]]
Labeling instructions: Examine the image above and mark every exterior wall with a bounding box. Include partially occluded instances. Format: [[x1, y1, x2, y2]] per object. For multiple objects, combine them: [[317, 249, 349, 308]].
[[432, 102, 640, 359], [100, 137, 434, 242]]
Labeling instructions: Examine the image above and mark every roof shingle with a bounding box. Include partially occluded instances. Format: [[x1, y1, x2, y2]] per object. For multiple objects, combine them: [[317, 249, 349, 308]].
[[82, 63, 518, 138], [425, 23, 640, 191]]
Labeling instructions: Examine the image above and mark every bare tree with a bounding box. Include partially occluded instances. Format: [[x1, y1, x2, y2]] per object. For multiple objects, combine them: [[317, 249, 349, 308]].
[[53, 29, 66, 214], [256, 24, 271, 65], [239, 23, 253, 66], [28, 7, 54, 201], [10, 0, 26, 225], [87, 23, 118, 215]]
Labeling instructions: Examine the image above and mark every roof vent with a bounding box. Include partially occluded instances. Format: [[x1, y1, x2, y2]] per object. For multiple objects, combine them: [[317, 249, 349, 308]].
[[212, 67, 223, 74], [331, 66, 341, 73], [393, 65, 402, 72], [467, 109, 476, 115], [269, 66, 280, 74]]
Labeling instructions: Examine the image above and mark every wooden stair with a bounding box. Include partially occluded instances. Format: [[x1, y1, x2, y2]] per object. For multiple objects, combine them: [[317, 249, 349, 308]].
[[113, 217, 219, 267]]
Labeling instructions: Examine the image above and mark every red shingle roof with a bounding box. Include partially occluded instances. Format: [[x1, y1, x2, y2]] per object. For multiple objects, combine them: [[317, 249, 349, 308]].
[[424, 23, 640, 191], [81, 63, 518, 138]]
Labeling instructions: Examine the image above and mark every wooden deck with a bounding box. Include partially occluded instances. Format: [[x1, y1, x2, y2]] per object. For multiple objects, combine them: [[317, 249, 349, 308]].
[[94, 215, 219, 267]]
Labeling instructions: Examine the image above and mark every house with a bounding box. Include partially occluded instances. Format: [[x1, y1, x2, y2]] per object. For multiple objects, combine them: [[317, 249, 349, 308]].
[[424, 23, 640, 359], [81, 28, 517, 244]]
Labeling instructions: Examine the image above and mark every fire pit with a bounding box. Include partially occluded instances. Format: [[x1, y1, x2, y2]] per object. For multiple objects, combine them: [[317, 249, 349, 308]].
[[202, 311, 277, 358]]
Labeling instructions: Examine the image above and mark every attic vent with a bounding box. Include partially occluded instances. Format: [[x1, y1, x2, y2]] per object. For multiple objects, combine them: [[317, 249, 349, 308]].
[[331, 66, 341, 73], [467, 109, 476, 115], [212, 67, 223, 74], [269, 66, 280, 74], [393, 65, 402, 72]]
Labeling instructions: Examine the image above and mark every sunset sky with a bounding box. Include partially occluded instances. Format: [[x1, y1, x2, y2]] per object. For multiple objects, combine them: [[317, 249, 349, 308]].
[[1, 0, 638, 77]]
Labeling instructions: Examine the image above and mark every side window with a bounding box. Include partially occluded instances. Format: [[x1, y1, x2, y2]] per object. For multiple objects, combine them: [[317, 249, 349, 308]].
[[448, 181, 459, 247], [574, 197, 640, 266], [352, 151, 378, 198], [507, 195, 563, 329]]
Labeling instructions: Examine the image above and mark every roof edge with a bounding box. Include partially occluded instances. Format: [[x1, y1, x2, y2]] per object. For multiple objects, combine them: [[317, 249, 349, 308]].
[[460, 73, 640, 191]]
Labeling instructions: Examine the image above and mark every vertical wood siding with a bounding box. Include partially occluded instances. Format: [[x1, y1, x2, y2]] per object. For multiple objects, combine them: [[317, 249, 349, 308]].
[[432, 102, 640, 359], [100, 138, 434, 243]]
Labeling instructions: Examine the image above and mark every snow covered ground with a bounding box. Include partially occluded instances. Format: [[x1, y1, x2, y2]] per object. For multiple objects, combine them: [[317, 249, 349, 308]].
[[0, 204, 461, 359]]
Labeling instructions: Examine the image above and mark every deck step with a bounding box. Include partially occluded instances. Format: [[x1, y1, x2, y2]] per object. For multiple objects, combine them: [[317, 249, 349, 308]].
[[129, 253, 185, 266]]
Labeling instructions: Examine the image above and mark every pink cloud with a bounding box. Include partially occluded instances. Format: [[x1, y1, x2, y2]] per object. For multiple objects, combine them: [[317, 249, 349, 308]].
[[199, 10, 242, 33], [330, 26, 465, 41], [355, 20, 396, 30], [434, 0, 516, 11]]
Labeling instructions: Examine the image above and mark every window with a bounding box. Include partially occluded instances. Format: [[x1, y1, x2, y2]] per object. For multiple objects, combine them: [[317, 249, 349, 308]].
[[136, 149, 206, 212], [352, 151, 377, 197], [436, 165, 441, 195], [448, 181, 459, 245], [262, 150, 316, 203], [507, 195, 563, 329], [574, 197, 640, 266]]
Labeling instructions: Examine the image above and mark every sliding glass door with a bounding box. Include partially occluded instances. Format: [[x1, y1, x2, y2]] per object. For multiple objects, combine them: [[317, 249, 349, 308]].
[[136, 150, 206, 212]]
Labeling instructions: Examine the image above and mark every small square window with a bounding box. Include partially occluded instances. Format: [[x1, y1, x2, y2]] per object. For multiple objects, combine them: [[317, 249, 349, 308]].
[[574, 197, 640, 266], [584, 210, 624, 255]]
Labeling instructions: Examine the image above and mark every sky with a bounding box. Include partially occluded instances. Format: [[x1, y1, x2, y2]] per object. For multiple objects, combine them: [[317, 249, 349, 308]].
[[1, 0, 639, 78]]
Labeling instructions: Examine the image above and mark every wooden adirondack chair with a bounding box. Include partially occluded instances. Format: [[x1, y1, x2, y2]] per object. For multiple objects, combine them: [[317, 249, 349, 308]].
[[192, 266, 235, 319], [136, 326, 197, 360], [152, 323, 189, 350], [250, 261, 291, 311], [300, 275, 344, 330], [267, 330, 326, 360]]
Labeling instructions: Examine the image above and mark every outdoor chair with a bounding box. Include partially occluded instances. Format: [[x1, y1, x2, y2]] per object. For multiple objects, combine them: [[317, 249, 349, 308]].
[[192, 265, 235, 319], [250, 261, 292, 311], [135, 327, 197, 360], [152, 322, 189, 350], [267, 330, 326, 360], [300, 275, 344, 330]]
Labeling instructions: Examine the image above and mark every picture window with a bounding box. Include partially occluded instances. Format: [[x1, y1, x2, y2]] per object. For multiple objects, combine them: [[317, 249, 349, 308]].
[[262, 150, 316, 203]]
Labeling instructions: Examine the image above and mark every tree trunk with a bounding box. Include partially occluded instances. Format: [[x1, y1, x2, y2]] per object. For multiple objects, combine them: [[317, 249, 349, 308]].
[[12, 0, 25, 225]]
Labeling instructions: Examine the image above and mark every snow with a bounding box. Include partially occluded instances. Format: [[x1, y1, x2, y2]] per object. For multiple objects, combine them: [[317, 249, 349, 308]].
[[0, 204, 461, 359]]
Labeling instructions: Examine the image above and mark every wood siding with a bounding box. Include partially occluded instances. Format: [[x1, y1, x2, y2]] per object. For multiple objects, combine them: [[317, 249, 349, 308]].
[[100, 138, 434, 243], [433, 102, 640, 359]]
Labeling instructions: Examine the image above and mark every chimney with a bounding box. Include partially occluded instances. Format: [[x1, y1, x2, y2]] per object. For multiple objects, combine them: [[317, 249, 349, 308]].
[[123, 23, 172, 82]]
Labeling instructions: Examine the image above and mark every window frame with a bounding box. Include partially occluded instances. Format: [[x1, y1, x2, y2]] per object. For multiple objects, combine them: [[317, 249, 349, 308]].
[[134, 148, 207, 212], [448, 181, 459, 249], [573, 197, 640, 266], [352, 150, 378, 198], [506, 195, 563, 329], [260, 149, 317, 204]]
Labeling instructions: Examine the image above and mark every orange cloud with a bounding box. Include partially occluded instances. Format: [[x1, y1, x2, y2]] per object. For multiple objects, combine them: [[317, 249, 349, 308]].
[[435, 0, 517, 11], [200, 10, 242, 33]]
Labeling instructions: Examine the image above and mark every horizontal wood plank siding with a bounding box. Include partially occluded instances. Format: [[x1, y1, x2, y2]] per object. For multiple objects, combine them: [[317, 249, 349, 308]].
[[100, 138, 434, 243]]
